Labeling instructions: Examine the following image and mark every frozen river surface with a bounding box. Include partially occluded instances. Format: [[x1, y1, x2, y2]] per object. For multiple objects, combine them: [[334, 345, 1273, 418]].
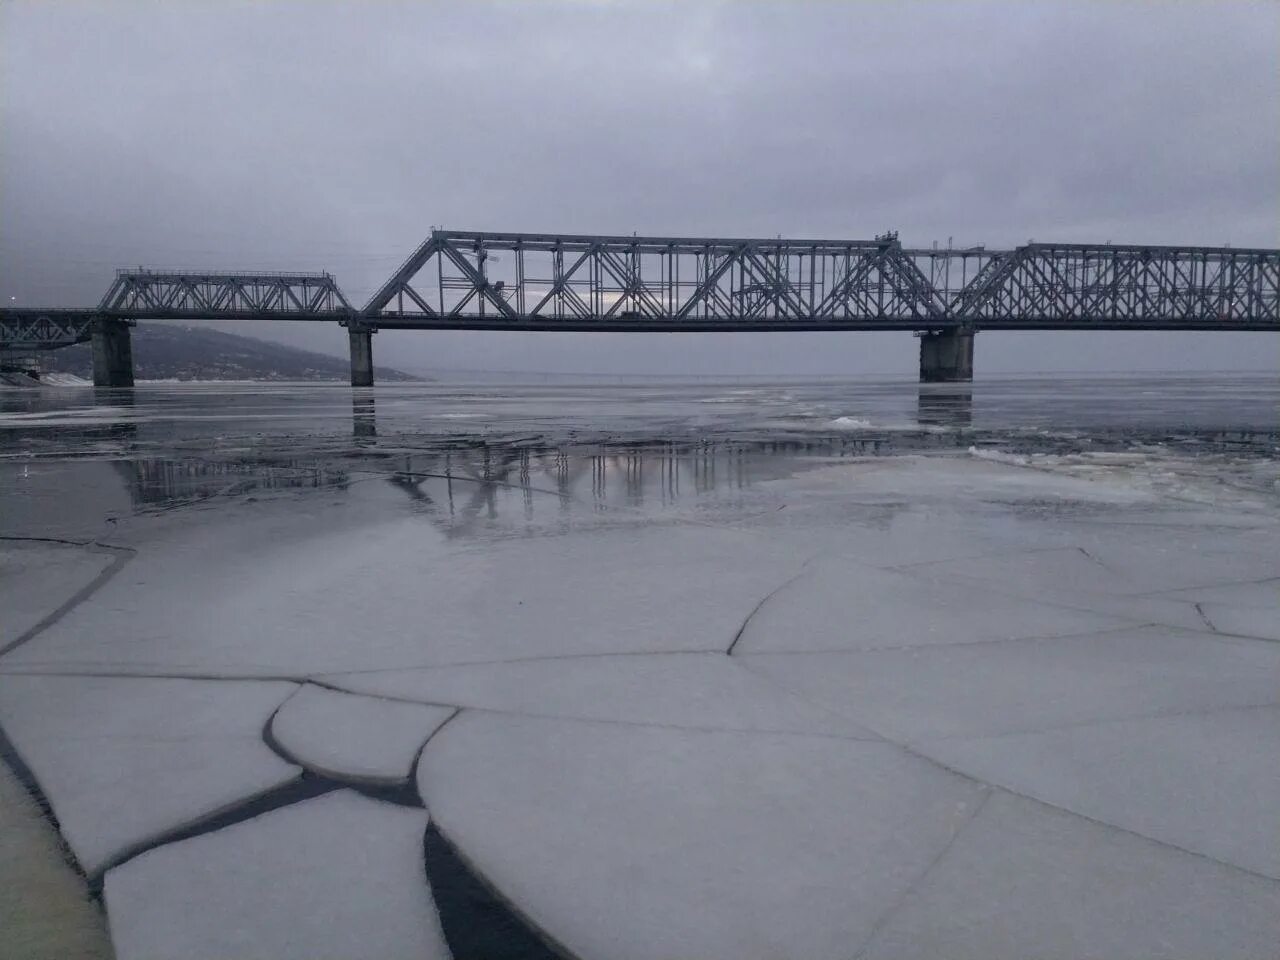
[[1, 375, 1278, 959]]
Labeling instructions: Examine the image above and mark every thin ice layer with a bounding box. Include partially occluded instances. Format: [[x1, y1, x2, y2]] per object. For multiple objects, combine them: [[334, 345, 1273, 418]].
[[0, 675, 299, 874], [104, 790, 449, 960], [270, 684, 455, 784], [859, 791, 1280, 960], [418, 711, 985, 960], [325, 653, 874, 738]]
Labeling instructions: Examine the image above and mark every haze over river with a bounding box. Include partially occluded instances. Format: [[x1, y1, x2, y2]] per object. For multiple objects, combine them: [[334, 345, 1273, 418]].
[[1, 373, 1278, 960]]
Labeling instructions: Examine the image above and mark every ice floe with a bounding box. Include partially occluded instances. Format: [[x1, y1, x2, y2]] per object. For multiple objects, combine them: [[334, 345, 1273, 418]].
[[1154, 578, 1280, 640], [104, 790, 448, 960], [858, 790, 1280, 960], [0, 675, 299, 874], [4, 517, 808, 674], [419, 711, 986, 960], [897, 545, 1217, 630], [325, 652, 874, 738], [733, 556, 1132, 654], [4, 447, 1278, 957], [919, 704, 1280, 878], [0, 540, 119, 653], [270, 684, 455, 784], [740, 625, 1280, 741]]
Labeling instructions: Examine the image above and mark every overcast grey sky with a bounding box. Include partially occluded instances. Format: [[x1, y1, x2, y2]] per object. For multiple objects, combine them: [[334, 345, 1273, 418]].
[[3, 0, 1277, 375]]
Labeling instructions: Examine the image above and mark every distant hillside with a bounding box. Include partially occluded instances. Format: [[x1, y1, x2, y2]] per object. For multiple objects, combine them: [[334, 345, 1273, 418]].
[[38, 323, 421, 382]]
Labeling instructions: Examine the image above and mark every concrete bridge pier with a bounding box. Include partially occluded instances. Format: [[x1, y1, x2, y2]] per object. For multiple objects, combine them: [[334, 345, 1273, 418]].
[[918, 328, 974, 382], [348, 325, 375, 387], [91, 319, 134, 387]]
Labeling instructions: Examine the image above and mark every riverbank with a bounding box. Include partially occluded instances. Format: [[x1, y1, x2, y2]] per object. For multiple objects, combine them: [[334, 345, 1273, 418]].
[[0, 757, 113, 960]]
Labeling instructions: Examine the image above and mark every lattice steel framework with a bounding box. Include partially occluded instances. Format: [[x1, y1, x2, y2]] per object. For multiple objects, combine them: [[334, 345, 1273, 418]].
[[951, 244, 1280, 330], [363, 230, 950, 330], [3, 235, 1278, 356], [0, 309, 99, 350], [99, 269, 353, 320]]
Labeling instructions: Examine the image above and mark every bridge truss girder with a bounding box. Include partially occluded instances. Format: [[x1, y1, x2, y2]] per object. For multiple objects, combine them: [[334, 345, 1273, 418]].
[[99, 269, 353, 320], [363, 230, 951, 330], [364, 232, 1280, 332], [0, 309, 99, 351], [952, 244, 1280, 330]]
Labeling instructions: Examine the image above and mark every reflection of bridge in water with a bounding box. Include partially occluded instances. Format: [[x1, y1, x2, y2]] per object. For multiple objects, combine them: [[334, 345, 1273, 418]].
[[382, 436, 961, 539], [94, 414, 1273, 537], [114, 459, 351, 508]]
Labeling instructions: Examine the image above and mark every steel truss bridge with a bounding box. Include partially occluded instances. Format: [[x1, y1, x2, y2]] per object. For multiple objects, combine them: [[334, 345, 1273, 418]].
[[365, 232, 1279, 332], [2, 230, 1277, 385]]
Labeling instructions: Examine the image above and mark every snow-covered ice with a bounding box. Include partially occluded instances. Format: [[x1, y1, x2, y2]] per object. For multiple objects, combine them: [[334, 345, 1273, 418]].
[[0, 540, 117, 651], [104, 790, 448, 960], [418, 710, 987, 960], [1154, 578, 1280, 639], [858, 790, 1280, 960], [270, 683, 455, 784], [326, 652, 874, 737], [1194, 602, 1280, 640], [3, 435, 1279, 958], [0, 675, 300, 874], [740, 625, 1280, 741], [733, 555, 1133, 654], [919, 704, 1280, 878], [3, 515, 809, 674]]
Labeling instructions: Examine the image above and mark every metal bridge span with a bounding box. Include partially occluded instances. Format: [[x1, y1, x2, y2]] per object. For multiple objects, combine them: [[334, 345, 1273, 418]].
[[2, 230, 1276, 387]]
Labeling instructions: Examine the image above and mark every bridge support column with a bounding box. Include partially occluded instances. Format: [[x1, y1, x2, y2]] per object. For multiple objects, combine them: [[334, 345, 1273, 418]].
[[92, 319, 134, 387], [918, 328, 974, 383], [348, 326, 374, 387]]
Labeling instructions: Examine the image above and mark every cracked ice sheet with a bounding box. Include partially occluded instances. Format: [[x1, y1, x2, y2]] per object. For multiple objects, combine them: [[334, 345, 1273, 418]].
[[270, 684, 455, 784], [918, 705, 1280, 879], [733, 556, 1132, 654], [324, 653, 875, 738], [104, 790, 448, 960], [1074, 527, 1280, 595], [1154, 579, 1280, 640], [1197, 604, 1280, 641], [898, 546, 1213, 632], [0, 541, 116, 650], [740, 626, 1280, 741], [4, 514, 809, 675], [0, 675, 299, 875], [858, 791, 1280, 960], [419, 711, 986, 960]]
